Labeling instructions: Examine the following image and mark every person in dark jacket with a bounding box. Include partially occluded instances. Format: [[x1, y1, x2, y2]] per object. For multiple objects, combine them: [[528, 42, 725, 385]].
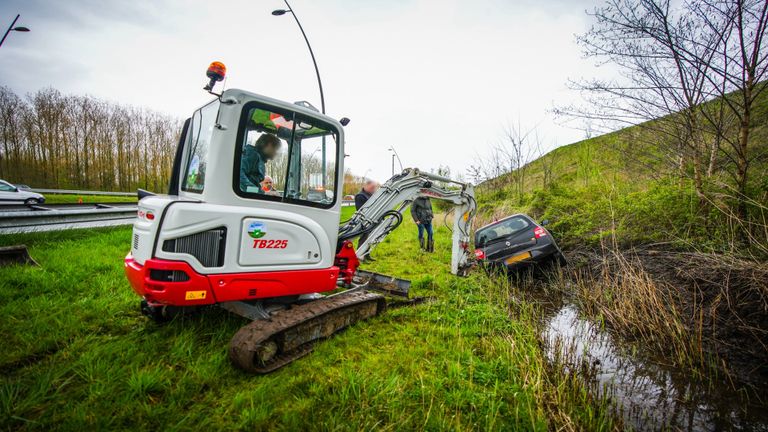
[[411, 196, 434, 252], [355, 180, 378, 210], [355, 180, 379, 260], [240, 134, 282, 193]]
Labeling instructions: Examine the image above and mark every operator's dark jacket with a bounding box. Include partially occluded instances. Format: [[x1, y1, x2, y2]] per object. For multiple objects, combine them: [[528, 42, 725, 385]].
[[410, 197, 434, 224], [240, 144, 266, 190], [355, 189, 372, 210]]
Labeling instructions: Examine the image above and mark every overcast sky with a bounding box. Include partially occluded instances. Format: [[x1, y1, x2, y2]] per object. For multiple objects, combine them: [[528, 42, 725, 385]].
[[0, 0, 604, 183]]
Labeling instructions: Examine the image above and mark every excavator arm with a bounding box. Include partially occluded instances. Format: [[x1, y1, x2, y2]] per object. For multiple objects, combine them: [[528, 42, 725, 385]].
[[339, 168, 477, 275]]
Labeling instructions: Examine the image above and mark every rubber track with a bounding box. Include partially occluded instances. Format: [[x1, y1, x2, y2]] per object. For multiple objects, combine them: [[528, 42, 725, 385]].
[[228, 291, 386, 373]]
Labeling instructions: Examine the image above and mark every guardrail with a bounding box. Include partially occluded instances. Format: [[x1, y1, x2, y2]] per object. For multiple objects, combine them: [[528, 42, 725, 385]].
[[30, 188, 136, 196], [0, 206, 138, 234], [1, 198, 353, 235], [342, 200, 355, 207]]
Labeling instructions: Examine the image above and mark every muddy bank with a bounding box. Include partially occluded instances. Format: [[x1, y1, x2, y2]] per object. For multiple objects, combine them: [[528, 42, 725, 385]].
[[565, 246, 768, 388], [508, 246, 768, 430]]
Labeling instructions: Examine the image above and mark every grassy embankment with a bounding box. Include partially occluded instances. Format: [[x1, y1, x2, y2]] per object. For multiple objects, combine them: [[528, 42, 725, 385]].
[[477, 88, 768, 251], [0, 217, 619, 430], [475, 94, 768, 385]]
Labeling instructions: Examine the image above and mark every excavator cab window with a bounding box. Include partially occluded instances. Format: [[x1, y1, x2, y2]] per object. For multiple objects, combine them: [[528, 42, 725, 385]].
[[182, 99, 220, 193], [234, 102, 339, 208]]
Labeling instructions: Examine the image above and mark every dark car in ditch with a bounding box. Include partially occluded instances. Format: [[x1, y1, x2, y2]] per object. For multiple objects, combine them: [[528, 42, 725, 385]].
[[474, 214, 566, 271]]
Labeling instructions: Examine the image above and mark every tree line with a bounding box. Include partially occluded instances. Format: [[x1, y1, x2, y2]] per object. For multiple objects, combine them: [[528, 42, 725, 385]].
[[0, 86, 181, 192]]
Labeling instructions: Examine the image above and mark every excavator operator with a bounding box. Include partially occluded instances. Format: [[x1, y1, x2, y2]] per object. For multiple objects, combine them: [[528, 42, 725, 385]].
[[240, 133, 282, 193]]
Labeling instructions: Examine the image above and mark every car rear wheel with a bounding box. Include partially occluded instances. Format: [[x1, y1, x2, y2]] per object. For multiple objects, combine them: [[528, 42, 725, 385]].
[[24, 198, 39, 205]]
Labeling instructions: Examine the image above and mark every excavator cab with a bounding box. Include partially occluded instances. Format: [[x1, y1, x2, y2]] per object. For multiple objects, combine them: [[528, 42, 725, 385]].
[[126, 89, 346, 308]]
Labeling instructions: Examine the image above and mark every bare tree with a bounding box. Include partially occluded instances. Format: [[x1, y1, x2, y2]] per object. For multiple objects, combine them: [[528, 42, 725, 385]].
[[558, 0, 723, 203], [500, 120, 538, 202], [537, 139, 560, 189], [694, 0, 768, 223], [470, 121, 541, 200]]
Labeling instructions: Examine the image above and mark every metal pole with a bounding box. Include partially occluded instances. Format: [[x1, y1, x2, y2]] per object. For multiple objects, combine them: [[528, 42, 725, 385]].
[[282, 1, 327, 188], [283, 1, 324, 114], [0, 14, 20, 48], [389, 146, 403, 172], [391, 154, 395, 177]]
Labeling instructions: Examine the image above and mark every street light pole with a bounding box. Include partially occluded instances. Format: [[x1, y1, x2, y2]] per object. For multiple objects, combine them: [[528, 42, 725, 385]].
[[0, 14, 30, 48], [388, 146, 403, 174], [272, 1, 324, 114], [272, 1, 328, 189]]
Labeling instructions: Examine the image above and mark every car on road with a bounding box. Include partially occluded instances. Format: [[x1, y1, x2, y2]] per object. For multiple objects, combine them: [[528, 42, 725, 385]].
[[0, 180, 45, 205], [306, 187, 333, 203], [474, 213, 565, 271]]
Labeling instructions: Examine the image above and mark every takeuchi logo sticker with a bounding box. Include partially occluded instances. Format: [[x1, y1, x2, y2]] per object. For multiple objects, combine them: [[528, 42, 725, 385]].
[[247, 221, 266, 239]]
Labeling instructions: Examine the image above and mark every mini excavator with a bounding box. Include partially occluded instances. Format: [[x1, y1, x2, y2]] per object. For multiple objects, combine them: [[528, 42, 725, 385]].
[[124, 62, 476, 373]]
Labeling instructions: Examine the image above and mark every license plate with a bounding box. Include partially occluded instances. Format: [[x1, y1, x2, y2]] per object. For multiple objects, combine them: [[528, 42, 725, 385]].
[[505, 251, 532, 265]]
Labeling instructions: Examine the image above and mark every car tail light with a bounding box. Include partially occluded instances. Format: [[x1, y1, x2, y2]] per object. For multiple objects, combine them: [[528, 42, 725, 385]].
[[137, 209, 155, 221], [534, 226, 547, 239], [474, 248, 485, 260]]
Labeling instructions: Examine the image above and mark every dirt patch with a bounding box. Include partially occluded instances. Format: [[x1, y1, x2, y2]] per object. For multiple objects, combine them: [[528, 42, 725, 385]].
[[565, 247, 768, 388]]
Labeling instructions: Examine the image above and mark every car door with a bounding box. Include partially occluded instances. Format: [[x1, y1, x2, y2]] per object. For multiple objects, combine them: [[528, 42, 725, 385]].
[[0, 181, 20, 202], [481, 216, 536, 261]]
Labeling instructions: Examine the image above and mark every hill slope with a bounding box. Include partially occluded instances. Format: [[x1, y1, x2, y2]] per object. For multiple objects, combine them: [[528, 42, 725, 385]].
[[475, 91, 768, 252]]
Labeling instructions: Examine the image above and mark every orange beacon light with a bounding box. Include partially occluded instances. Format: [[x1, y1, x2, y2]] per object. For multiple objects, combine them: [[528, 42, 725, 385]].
[[204, 61, 227, 91]]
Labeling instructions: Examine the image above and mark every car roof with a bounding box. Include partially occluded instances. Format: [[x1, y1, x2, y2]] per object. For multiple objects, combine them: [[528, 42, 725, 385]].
[[476, 213, 533, 232]]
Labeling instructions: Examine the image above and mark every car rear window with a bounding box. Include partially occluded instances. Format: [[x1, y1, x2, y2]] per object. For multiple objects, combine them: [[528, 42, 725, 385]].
[[476, 216, 530, 247]]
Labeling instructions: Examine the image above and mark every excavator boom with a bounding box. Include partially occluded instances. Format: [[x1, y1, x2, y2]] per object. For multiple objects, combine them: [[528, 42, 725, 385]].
[[340, 168, 477, 275]]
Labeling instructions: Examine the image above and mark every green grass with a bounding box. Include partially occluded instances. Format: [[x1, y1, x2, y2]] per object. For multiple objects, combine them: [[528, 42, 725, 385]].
[[0, 223, 617, 431], [42, 194, 137, 204], [340, 205, 355, 221]]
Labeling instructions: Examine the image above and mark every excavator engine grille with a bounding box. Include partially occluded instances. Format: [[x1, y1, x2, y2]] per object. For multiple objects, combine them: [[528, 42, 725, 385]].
[[162, 227, 226, 267], [149, 269, 191, 282]]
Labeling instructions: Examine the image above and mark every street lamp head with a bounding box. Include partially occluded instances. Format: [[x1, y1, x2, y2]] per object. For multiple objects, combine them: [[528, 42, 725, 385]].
[[271, 9, 290, 16], [12, 26, 29, 32]]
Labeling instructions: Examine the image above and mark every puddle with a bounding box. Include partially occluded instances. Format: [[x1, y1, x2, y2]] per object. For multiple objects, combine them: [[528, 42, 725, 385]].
[[544, 305, 768, 431]]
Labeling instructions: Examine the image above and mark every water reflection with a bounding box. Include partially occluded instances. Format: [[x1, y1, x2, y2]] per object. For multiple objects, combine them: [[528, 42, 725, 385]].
[[543, 305, 768, 431]]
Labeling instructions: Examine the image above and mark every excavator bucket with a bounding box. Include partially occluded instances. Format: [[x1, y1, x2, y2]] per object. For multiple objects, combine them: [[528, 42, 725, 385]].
[[355, 269, 411, 297]]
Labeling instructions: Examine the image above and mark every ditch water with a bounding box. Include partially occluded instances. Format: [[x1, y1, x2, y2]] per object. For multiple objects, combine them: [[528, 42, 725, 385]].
[[542, 304, 768, 431]]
